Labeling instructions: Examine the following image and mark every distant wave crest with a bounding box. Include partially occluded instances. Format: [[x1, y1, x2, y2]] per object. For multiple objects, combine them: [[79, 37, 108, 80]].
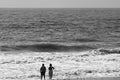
[[90, 48, 120, 56], [0, 43, 96, 52]]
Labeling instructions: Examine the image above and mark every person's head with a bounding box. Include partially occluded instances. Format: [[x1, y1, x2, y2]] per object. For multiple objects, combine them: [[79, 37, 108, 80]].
[[49, 64, 52, 67], [42, 64, 44, 66]]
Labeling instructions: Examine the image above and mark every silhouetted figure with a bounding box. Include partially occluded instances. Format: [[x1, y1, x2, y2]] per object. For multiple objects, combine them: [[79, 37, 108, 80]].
[[48, 64, 54, 79], [40, 64, 46, 80]]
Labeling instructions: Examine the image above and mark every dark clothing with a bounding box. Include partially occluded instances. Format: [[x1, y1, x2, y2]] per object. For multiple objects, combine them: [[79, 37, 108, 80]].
[[41, 72, 45, 75], [40, 66, 46, 80], [49, 67, 54, 71], [40, 66, 46, 73], [48, 67, 54, 79], [49, 70, 53, 78]]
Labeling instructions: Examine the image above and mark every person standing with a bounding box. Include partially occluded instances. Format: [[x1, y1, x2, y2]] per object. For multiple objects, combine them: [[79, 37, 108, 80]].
[[40, 64, 46, 80], [48, 64, 54, 79]]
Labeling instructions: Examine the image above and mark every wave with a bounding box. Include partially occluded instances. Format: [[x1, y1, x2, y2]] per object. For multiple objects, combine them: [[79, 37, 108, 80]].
[[73, 38, 101, 42], [0, 43, 96, 52], [90, 48, 120, 56], [98, 48, 120, 54]]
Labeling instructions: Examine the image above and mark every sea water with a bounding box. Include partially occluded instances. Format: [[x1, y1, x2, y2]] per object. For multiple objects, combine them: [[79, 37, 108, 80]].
[[0, 8, 120, 80]]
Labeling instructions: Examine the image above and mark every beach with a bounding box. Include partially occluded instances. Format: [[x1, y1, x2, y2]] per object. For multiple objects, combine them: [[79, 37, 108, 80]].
[[0, 8, 120, 80]]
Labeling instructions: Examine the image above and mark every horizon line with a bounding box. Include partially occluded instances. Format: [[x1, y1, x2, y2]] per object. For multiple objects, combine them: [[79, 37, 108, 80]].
[[0, 7, 120, 9]]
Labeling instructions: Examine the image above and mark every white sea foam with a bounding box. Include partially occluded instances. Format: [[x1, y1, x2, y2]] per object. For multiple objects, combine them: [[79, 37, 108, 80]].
[[0, 49, 120, 80]]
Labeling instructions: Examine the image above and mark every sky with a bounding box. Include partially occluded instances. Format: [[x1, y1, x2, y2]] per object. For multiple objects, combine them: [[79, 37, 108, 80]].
[[0, 0, 120, 8]]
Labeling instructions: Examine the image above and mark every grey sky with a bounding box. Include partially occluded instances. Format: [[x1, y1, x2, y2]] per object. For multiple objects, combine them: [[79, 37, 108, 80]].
[[0, 0, 120, 8]]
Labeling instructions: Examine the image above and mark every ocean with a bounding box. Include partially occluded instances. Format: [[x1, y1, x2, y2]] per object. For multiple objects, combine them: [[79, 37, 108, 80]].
[[0, 8, 120, 52], [0, 8, 120, 80]]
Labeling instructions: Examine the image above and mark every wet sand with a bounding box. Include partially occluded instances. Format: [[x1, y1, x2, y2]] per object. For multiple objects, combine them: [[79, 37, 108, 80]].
[[65, 77, 120, 80]]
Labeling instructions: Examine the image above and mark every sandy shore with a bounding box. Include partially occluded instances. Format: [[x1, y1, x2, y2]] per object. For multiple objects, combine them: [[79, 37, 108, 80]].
[[63, 77, 120, 80]]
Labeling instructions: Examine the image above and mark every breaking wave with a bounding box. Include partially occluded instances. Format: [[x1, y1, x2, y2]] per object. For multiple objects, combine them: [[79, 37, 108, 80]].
[[0, 43, 96, 52], [90, 48, 120, 56]]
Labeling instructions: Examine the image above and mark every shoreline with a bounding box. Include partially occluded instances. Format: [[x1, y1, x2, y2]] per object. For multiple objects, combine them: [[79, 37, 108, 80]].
[[78, 77, 120, 80], [57, 77, 120, 80], [38, 77, 120, 80]]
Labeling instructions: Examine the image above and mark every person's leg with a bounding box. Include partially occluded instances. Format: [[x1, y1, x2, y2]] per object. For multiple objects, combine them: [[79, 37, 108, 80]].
[[50, 71, 53, 79], [41, 74, 43, 80], [49, 75, 51, 79], [44, 74, 45, 80], [51, 71, 53, 79], [49, 71, 51, 79]]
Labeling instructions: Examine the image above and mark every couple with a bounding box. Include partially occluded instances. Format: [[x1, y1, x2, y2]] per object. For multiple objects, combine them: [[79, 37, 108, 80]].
[[40, 63, 54, 80]]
